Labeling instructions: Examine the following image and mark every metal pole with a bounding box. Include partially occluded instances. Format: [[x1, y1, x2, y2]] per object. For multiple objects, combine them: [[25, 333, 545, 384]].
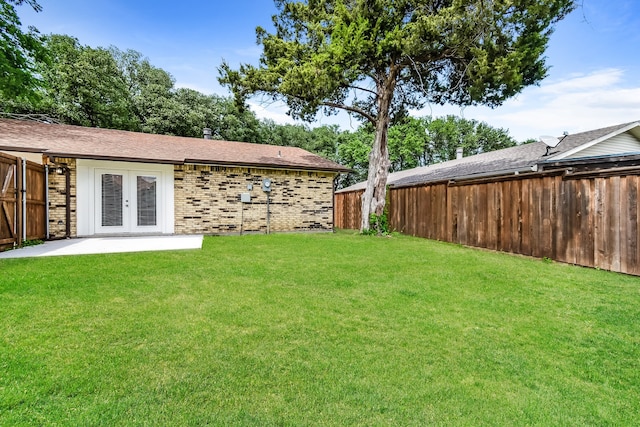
[[266, 193, 270, 234]]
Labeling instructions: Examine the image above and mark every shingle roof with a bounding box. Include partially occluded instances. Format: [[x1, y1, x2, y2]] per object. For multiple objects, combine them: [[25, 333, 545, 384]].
[[0, 119, 350, 173], [338, 121, 640, 191]]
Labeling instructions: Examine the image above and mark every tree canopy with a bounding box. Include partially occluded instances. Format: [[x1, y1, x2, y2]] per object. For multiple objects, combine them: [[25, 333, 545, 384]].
[[220, 0, 576, 232], [338, 115, 518, 187], [0, 0, 47, 102]]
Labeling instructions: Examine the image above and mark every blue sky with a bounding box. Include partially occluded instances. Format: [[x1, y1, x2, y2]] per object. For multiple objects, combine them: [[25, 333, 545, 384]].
[[19, 0, 640, 141]]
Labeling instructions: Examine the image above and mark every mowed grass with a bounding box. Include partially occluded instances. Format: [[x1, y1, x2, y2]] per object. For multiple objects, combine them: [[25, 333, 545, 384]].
[[1, 232, 639, 426]]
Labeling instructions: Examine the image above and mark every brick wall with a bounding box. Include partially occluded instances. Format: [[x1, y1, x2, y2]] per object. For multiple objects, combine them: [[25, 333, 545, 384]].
[[48, 157, 77, 238], [174, 165, 335, 234]]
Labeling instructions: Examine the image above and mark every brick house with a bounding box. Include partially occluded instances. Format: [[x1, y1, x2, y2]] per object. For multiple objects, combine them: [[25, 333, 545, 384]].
[[0, 119, 349, 238]]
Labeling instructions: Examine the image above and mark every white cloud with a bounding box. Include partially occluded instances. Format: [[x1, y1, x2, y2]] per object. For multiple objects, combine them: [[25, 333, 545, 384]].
[[539, 68, 624, 94]]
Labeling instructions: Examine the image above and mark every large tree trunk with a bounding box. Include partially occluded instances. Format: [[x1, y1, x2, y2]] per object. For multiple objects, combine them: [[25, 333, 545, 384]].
[[360, 77, 394, 232]]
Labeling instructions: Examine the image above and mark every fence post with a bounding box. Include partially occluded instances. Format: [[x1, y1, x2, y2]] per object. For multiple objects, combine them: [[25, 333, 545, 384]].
[[21, 157, 27, 242], [15, 157, 23, 247], [45, 164, 49, 239]]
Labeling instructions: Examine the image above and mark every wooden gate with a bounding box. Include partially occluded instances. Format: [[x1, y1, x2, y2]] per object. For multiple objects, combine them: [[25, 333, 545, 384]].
[[0, 152, 46, 251], [0, 153, 18, 249]]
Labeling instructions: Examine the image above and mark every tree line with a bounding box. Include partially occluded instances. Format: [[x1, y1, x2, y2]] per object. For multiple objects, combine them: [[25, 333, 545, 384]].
[[1, 0, 524, 189]]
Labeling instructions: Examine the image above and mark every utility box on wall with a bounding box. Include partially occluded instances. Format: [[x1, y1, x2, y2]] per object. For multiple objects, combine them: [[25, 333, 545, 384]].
[[240, 193, 251, 203]]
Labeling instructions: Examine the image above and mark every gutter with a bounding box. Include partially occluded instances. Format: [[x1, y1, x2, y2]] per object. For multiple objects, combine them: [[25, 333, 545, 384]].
[[332, 175, 337, 232]]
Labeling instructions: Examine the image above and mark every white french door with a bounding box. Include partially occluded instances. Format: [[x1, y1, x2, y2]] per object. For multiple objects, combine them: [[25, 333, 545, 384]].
[[95, 169, 162, 234]]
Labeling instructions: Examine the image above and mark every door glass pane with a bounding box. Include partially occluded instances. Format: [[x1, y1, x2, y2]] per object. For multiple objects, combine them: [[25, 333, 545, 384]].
[[137, 176, 157, 226], [102, 174, 123, 226]]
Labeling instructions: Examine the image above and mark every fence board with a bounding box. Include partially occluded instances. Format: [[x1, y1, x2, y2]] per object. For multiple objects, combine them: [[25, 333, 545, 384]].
[[26, 161, 47, 240], [0, 155, 17, 249], [610, 177, 621, 272], [500, 181, 514, 252], [541, 177, 554, 258], [511, 180, 522, 254], [448, 185, 458, 242], [593, 177, 606, 269], [620, 176, 629, 274], [477, 184, 487, 248], [582, 179, 595, 268]]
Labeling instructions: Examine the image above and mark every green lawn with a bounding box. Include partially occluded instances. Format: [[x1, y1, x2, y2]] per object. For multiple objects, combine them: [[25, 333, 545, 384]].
[[1, 232, 639, 426]]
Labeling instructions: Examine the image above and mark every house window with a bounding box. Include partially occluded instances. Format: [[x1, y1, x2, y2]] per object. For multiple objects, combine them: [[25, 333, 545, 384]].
[[102, 174, 123, 226], [137, 176, 157, 226]]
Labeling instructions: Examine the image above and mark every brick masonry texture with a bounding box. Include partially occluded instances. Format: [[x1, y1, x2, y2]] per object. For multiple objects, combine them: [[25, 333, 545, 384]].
[[174, 165, 336, 234], [48, 157, 77, 238]]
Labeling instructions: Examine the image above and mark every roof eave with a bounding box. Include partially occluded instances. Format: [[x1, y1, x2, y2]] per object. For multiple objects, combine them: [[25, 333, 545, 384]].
[[46, 152, 181, 165], [0, 145, 49, 154], [40, 153, 351, 173]]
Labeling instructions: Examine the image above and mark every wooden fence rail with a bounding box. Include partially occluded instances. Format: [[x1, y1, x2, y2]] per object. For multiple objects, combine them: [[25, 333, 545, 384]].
[[0, 152, 46, 251], [335, 169, 640, 276]]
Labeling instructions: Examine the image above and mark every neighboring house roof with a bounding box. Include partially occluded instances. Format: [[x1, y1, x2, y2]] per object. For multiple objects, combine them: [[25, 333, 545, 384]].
[[0, 119, 350, 173], [338, 120, 640, 192]]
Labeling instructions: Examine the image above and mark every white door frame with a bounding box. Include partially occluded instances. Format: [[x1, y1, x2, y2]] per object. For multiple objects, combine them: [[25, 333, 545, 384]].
[[76, 160, 174, 236], [94, 169, 164, 234]]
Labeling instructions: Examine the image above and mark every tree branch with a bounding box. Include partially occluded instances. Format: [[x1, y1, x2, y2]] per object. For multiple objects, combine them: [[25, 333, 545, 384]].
[[322, 101, 376, 125], [348, 84, 377, 97]]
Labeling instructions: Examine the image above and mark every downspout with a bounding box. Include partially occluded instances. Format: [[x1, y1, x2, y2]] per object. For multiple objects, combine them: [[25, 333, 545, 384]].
[[332, 175, 337, 232], [21, 157, 26, 242], [45, 165, 49, 239], [65, 166, 71, 238]]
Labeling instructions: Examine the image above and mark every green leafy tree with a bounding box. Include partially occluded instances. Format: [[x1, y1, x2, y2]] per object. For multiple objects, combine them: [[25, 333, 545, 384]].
[[0, 0, 46, 99], [337, 125, 374, 187], [388, 117, 430, 171], [110, 47, 176, 133], [39, 35, 137, 129], [0, 0, 48, 106], [258, 120, 311, 147], [220, 0, 575, 232], [309, 125, 342, 161], [425, 115, 517, 163], [167, 89, 263, 141]]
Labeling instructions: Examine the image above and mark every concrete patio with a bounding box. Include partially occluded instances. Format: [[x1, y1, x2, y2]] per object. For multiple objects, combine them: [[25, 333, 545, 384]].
[[0, 235, 203, 259]]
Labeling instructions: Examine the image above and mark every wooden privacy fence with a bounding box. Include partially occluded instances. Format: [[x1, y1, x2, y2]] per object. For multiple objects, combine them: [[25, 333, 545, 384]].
[[335, 168, 640, 276], [334, 189, 362, 230], [0, 152, 46, 251]]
